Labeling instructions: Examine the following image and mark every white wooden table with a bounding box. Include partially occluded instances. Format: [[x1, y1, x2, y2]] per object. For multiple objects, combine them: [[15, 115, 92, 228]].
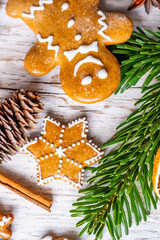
[[0, 0, 160, 239]]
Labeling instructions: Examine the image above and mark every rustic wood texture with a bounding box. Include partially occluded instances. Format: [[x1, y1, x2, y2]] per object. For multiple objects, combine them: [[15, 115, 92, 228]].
[[0, 0, 160, 239]]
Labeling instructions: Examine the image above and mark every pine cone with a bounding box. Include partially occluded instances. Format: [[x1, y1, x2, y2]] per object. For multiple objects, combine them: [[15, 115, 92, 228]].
[[0, 89, 43, 163]]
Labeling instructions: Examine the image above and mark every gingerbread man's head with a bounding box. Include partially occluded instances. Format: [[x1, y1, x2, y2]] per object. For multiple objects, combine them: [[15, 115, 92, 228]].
[[6, 0, 133, 103]]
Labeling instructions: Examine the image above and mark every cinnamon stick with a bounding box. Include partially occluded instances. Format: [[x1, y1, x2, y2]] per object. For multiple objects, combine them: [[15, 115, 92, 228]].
[[0, 172, 53, 212]]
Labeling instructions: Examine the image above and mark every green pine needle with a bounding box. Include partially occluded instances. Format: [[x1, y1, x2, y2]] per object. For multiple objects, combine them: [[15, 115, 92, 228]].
[[71, 80, 160, 240], [113, 27, 160, 94]]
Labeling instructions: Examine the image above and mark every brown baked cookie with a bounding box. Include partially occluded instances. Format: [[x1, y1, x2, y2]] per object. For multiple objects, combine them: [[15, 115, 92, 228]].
[[6, 0, 133, 104], [42, 236, 73, 240], [0, 211, 14, 239], [23, 116, 104, 188]]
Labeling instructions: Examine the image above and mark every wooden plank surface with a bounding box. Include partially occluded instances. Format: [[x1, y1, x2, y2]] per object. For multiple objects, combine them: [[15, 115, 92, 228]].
[[0, 0, 160, 239]]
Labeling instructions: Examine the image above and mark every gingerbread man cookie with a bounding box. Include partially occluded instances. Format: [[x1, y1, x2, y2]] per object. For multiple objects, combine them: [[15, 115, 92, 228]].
[[23, 116, 103, 188], [0, 211, 14, 239], [42, 236, 73, 240], [6, 0, 133, 104]]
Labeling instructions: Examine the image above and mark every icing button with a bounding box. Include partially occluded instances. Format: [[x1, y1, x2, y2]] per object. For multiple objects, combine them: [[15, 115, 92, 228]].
[[62, 2, 69, 11], [75, 34, 82, 41], [67, 18, 75, 28]]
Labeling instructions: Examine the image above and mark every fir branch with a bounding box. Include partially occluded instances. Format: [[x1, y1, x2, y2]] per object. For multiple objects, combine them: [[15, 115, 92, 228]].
[[71, 80, 160, 240], [113, 27, 160, 94]]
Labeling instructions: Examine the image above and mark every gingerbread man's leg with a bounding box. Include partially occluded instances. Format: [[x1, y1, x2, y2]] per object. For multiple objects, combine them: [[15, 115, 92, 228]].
[[0, 213, 14, 239], [0, 228, 12, 239], [24, 42, 61, 76], [101, 12, 133, 45]]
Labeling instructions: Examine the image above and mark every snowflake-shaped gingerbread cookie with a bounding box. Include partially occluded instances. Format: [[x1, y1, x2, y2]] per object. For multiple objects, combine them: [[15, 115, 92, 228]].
[[23, 117, 103, 188], [6, 0, 133, 103]]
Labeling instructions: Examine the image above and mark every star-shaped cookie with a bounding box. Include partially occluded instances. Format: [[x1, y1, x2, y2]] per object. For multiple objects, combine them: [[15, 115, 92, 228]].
[[23, 117, 103, 188]]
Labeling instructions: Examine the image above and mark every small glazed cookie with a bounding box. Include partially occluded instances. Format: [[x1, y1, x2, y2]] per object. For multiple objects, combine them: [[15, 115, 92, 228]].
[[0, 211, 14, 239], [6, 0, 133, 104], [42, 236, 73, 240], [23, 116, 104, 188]]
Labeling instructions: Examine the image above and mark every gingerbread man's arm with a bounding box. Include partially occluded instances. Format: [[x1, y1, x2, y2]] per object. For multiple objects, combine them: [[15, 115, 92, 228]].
[[102, 13, 133, 45], [24, 42, 61, 76]]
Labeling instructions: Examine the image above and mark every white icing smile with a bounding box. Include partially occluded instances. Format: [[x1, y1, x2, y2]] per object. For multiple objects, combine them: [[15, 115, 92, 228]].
[[74, 55, 103, 76]]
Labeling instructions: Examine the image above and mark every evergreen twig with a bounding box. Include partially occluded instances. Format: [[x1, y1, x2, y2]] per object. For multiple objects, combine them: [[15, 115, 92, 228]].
[[113, 27, 160, 94], [71, 80, 160, 240]]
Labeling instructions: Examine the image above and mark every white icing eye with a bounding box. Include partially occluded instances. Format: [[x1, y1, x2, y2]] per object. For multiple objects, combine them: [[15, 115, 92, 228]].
[[62, 2, 69, 11], [81, 76, 92, 85], [98, 69, 108, 79], [75, 34, 82, 41], [67, 18, 75, 28]]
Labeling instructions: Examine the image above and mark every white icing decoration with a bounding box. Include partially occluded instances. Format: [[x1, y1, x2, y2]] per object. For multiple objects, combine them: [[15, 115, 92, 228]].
[[64, 41, 98, 61], [37, 33, 59, 57], [67, 19, 75, 28], [62, 2, 69, 11], [85, 142, 104, 165], [81, 76, 92, 85], [74, 56, 103, 76], [68, 117, 87, 138], [98, 69, 108, 79], [23, 117, 103, 188], [0, 216, 11, 227], [98, 11, 111, 41], [55, 146, 67, 157], [75, 34, 81, 41], [22, 0, 53, 19]]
